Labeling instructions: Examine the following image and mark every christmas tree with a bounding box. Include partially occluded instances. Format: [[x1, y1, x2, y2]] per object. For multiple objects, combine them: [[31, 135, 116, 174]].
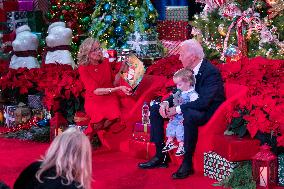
[[89, 0, 159, 49], [191, 0, 284, 61], [46, 0, 96, 60]]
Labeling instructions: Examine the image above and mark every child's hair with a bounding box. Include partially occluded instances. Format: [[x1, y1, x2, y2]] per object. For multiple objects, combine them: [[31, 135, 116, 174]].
[[173, 68, 195, 86]]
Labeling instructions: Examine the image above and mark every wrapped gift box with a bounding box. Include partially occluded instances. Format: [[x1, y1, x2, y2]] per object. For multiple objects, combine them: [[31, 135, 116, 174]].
[[134, 122, 150, 133], [15, 104, 31, 124], [166, 6, 189, 21], [5, 11, 28, 32], [129, 139, 155, 160], [279, 153, 284, 186], [160, 40, 182, 57], [127, 32, 163, 59], [3, 105, 17, 128], [157, 20, 189, 41], [212, 135, 260, 162], [32, 108, 44, 119], [18, 0, 34, 11], [0, 0, 19, 12], [28, 94, 43, 109], [132, 123, 151, 142], [204, 151, 240, 181]]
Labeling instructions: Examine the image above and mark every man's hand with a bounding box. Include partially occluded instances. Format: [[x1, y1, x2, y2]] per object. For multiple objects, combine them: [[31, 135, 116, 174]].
[[159, 102, 169, 118], [167, 107, 177, 117]]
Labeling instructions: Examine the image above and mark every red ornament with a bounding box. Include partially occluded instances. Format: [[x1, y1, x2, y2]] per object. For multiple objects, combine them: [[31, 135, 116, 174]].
[[252, 144, 278, 189]]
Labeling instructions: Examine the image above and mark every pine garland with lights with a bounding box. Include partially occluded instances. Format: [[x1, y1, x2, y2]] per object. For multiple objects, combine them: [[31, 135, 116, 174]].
[[46, 0, 96, 60], [191, 0, 284, 60], [89, 0, 159, 49]]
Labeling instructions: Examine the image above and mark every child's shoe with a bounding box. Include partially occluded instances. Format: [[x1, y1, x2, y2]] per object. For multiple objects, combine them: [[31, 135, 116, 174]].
[[175, 146, 185, 156], [162, 141, 177, 152]]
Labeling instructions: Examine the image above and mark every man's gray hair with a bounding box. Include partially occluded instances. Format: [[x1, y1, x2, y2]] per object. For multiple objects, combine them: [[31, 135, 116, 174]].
[[181, 39, 205, 60]]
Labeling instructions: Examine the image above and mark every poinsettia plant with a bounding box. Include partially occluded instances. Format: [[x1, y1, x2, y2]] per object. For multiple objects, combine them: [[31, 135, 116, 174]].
[[216, 56, 284, 146], [0, 64, 85, 123]]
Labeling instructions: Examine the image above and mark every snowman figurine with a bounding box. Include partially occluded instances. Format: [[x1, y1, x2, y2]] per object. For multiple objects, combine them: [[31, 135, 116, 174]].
[[9, 25, 40, 69], [45, 22, 75, 68]]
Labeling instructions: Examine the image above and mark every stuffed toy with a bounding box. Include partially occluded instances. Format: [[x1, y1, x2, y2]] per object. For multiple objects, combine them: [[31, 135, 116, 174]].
[[9, 25, 39, 69], [45, 22, 75, 67]]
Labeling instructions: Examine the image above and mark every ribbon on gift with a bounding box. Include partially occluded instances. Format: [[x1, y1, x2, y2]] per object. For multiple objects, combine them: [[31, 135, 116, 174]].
[[127, 31, 157, 53], [143, 123, 148, 133]]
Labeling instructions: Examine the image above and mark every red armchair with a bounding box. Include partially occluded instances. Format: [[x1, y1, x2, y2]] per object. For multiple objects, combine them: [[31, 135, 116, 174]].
[[192, 83, 248, 172]]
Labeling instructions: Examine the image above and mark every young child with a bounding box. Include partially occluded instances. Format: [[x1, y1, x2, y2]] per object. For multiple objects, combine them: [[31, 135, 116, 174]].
[[162, 68, 199, 156]]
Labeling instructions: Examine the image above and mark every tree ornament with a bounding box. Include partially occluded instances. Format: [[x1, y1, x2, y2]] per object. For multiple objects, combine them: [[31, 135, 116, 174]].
[[82, 16, 90, 24], [105, 15, 113, 23], [51, 5, 57, 11], [46, 12, 52, 19], [59, 15, 65, 21], [104, 3, 111, 11], [224, 45, 241, 61], [218, 24, 227, 36], [115, 26, 124, 36]]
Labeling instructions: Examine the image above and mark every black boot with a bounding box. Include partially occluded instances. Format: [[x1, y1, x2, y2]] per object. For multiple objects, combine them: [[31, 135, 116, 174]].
[[138, 153, 170, 169]]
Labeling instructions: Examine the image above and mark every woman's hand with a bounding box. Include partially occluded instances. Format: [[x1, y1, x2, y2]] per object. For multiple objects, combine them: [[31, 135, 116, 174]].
[[119, 86, 132, 95], [119, 61, 129, 73]]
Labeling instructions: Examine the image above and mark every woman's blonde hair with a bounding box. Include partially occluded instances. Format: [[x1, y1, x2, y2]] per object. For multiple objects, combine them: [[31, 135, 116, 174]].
[[174, 68, 195, 86], [77, 37, 98, 66], [36, 127, 92, 189]]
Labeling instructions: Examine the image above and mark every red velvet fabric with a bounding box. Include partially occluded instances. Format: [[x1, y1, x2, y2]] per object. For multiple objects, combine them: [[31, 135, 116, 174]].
[[211, 135, 260, 162], [193, 83, 249, 173]]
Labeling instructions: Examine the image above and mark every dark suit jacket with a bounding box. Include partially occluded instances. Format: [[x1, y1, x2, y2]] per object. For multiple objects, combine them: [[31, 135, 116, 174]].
[[168, 59, 225, 119]]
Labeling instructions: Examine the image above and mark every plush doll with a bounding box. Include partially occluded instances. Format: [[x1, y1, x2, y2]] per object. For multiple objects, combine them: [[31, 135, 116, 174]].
[[45, 22, 75, 67], [9, 25, 40, 69]]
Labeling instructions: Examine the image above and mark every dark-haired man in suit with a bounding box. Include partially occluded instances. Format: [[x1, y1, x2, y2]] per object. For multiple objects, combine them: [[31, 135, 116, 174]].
[[138, 39, 225, 179]]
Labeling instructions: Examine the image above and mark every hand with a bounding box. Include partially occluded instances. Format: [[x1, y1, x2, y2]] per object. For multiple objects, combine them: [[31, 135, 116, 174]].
[[167, 107, 177, 117], [119, 86, 132, 95], [159, 102, 169, 118]]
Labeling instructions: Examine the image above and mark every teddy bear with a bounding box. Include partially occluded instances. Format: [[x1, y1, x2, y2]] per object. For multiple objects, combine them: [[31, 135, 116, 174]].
[[9, 25, 40, 69], [44, 22, 75, 68]]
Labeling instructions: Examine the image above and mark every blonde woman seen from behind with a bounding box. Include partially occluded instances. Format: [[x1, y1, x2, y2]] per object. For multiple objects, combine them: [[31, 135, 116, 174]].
[[14, 127, 92, 189]]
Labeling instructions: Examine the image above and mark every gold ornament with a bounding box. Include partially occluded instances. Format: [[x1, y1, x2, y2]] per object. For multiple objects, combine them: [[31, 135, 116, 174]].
[[267, 0, 284, 19], [218, 24, 227, 36]]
